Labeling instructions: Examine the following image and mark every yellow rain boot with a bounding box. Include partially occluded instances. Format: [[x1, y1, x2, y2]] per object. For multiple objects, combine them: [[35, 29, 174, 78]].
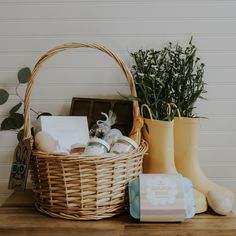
[[174, 117, 235, 204], [143, 119, 176, 173], [142, 118, 208, 213]]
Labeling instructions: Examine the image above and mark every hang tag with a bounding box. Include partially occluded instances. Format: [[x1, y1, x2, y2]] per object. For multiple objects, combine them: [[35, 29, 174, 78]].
[[8, 138, 32, 191], [140, 174, 185, 222]]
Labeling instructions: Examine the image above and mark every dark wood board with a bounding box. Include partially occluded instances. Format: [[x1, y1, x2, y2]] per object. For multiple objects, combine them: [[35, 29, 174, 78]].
[[70, 97, 133, 136]]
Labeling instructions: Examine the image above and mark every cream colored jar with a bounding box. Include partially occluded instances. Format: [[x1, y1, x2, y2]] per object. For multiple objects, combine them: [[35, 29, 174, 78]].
[[110, 136, 138, 154], [84, 138, 110, 156]]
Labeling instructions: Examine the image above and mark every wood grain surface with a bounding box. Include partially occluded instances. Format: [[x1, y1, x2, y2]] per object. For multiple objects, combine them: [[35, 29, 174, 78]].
[[0, 206, 236, 236]]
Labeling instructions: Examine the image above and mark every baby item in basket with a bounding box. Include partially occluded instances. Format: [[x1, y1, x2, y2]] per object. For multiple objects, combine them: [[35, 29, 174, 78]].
[[83, 137, 110, 156], [129, 174, 196, 222], [90, 110, 117, 138], [110, 136, 138, 154], [35, 131, 70, 155], [70, 143, 86, 155], [35, 131, 59, 153]]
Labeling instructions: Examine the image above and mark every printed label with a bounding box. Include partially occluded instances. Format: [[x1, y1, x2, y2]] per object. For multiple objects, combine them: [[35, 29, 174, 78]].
[[140, 174, 185, 222]]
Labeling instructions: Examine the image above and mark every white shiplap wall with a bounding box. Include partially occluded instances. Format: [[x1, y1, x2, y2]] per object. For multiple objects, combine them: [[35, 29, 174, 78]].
[[0, 0, 236, 205]]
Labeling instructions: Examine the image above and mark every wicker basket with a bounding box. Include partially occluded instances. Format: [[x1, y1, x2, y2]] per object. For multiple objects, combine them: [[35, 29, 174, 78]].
[[23, 42, 148, 220]]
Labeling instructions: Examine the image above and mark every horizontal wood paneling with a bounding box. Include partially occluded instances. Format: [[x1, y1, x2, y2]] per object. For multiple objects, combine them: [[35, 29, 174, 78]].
[[0, 194, 12, 205], [7, 85, 130, 101], [199, 148, 236, 162], [0, 67, 236, 86], [0, 133, 18, 149], [0, 68, 125, 84], [2, 83, 235, 100], [0, 0, 236, 205], [1, 37, 236, 54], [0, 2, 236, 20], [197, 101, 236, 116], [199, 117, 236, 131], [1, 51, 236, 68], [0, 20, 236, 37], [0, 180, 13, 194], [199, 132, 236, 148], [211, 179, 236, 193], [201, 165, 236, 178], [0, 164, 11, 179]]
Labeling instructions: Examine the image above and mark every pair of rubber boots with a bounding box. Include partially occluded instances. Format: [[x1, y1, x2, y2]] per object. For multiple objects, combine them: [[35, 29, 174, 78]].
[[142, 117, 235, 213]]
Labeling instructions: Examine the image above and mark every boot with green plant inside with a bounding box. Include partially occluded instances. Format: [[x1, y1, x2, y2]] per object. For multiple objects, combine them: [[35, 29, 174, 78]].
[[166, 38, 235, 212], [130, 45, 207, 213]]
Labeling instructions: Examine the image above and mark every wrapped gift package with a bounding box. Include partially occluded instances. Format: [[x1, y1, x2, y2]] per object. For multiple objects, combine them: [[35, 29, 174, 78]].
[[129, 174, 196, 222]]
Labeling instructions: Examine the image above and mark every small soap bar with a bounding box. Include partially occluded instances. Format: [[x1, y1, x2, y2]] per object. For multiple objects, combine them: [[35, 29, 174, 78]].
[[128, 174, 196, 221]]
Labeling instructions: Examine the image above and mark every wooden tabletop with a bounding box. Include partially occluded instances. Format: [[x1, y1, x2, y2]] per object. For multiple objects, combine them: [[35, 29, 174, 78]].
[[0, 191, 235, 236], [0, 206, 236, 236]]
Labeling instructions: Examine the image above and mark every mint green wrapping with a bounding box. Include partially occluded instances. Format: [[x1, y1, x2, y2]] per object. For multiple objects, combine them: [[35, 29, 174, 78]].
[[128, 175, 196, 220]]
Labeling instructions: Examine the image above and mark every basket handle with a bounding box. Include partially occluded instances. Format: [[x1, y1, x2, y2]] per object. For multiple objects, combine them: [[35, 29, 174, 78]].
[[23, 42, 143, 144]]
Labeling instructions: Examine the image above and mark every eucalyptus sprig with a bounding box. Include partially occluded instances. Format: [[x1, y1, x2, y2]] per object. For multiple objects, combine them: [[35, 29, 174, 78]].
[[0, 67, 52, 140]]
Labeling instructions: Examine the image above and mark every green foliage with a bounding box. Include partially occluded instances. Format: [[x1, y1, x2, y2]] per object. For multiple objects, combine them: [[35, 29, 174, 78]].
[[131, 49, 176, 120], [36, 112, 53, 119], [9, 113, 24, 128], [1, 117, 19, 130], [0, 68, 31, 135], [0, 89, 9, 105], [17, 127, 34, 141], [168, 38, 206, 117], [1, 67, 53, 140], [17, 129, 24, 141], [1, 113, 24, 130], [9, 102, 22, 115], [130, 38, 206, 119], [17, 67, 31, 84]]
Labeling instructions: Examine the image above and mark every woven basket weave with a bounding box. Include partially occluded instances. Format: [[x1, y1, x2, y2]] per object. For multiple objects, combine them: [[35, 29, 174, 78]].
[[23, 42, 147, 220]]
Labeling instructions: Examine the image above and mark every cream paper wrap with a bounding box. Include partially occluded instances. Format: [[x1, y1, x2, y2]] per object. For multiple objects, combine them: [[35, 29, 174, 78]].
[[140, 174, 185, 222]]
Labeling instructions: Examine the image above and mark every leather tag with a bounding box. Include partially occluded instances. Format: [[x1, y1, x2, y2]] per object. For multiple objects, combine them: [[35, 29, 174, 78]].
[[8, 138, 32, 191]]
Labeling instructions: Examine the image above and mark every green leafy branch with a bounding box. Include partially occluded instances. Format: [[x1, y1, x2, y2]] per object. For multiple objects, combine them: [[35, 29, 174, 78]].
[[0, 67, 51, 140]]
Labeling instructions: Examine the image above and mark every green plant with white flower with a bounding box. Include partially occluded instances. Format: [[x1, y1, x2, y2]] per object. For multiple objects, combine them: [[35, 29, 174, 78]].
[[130, 37, 206, 120], [170, 38, 206, 117], [131, 48, 176, 121]]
